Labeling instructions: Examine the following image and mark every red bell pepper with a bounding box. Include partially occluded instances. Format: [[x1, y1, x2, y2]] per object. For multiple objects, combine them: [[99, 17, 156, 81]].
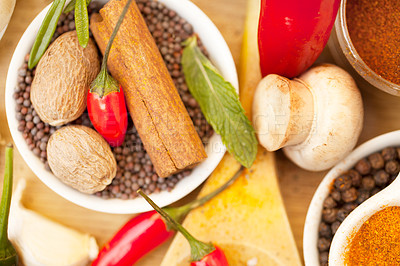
[[138, 190, 229, 266], [87, 0, 133, 147], [92, 167, 243, 266], [258, 0, 340, 78]]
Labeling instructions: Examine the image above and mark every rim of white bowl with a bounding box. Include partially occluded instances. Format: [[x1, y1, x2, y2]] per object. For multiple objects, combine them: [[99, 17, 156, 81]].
[[303, 130, 400, 265], [5, 0, 238, 214]]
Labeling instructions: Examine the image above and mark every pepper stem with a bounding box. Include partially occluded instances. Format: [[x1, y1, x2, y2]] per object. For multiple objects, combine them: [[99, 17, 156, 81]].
[[138, 190, 215, 262], [163, 166, 244, 223], [0, 144, 18, 262], [90, 0, 133, 97]]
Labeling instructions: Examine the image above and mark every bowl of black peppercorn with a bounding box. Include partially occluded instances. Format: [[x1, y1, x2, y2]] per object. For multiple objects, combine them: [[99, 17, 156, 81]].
[[303, 130, 400, 266]]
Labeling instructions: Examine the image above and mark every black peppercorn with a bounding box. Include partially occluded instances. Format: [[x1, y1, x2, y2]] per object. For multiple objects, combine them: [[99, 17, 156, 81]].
[[361, 176, 375, 191], [341, 187, 358, 203], [323, 196, 337, 209], [368, 152, 385, 169], [319, 252, 329, 266], [334, 174, 352, 191], [322, 208, 339, 223], [319, 222, 332, 238], [337, 208, 349, 222], [317, 238, 331, 252], [385, 160, 400, 175], [348, 169, 362, 187], [331, 189, 342, 202], [382, 147, 397, 161], [343, 202, 357, 213], [355, 158, 371, 175], [356, 189, 370, 204], [331, 221, 341, 235], [374, 170, 389, 186]]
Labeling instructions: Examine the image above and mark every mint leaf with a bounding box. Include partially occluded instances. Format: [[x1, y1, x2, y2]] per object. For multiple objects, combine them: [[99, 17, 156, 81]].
[[182, 36, 258, 168]]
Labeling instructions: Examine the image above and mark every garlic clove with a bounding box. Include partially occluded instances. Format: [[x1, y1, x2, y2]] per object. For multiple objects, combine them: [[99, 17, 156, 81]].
[[8, 179, 99, 266]]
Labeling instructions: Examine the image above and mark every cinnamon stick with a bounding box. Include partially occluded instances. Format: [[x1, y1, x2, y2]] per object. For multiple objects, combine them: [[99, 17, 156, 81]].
[[90, 0, 207, 177]]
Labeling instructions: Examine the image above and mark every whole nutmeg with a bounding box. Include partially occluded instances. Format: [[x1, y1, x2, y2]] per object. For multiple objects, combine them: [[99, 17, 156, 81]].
[[31, 31, 100, 126], [47, 125, 116, 194]]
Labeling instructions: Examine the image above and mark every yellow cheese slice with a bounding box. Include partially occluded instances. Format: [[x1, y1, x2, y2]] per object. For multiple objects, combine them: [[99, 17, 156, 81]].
[[161, 152, 301, 265], [161, 0, 301, 264]]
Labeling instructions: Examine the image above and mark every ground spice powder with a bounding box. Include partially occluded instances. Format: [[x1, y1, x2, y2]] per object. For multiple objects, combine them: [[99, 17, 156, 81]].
[[345, 206, 400, 265], [346, 0, 400, 85]]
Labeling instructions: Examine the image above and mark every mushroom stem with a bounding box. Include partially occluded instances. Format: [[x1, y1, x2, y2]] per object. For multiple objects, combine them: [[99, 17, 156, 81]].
[[252, 64, 363, 171], [253, 74, 314, 151]]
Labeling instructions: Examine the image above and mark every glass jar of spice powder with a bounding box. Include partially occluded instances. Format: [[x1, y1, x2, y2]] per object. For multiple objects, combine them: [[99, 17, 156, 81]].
[[328, 0, 400, 96]]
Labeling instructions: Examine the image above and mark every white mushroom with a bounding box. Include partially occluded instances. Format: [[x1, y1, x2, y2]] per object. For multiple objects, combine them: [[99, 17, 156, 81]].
[[252, 64, 363, 171]]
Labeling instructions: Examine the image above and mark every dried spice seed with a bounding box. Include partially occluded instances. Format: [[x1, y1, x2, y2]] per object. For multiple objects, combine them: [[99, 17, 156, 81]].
[[331, 221, 341, 235], [323, 196, 337, 209], [361, 176, 375, 191], [373, 170, 389, 186], [334, 174, 352, 191], [385, 160, 400, 175], [322, 208, 338, 223], [382, 147, 397, 161], [368, 153, 384, 169], [330, 189, 342, 202], [341, 188, 358, 203], [348, 169, 362, 187], [356, 189, 370, 204], [355, 158, 371, 175], [336, 208, 349, 222], [319, 252, 329, 266], [319, 222, 332, 239], [317, 238, 331, 252]]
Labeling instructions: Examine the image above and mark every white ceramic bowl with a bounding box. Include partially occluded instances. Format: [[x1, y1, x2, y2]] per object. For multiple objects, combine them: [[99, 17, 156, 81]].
[[5, 0, 238, 214], [303, 130, 400, 265]]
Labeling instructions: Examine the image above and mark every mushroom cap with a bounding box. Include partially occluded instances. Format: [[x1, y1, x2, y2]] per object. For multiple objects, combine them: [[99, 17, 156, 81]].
[[283, 64, 363, 171]]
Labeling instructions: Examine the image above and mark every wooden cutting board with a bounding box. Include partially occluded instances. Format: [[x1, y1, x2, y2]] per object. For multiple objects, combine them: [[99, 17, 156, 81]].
[[1, 0, 400, 265]]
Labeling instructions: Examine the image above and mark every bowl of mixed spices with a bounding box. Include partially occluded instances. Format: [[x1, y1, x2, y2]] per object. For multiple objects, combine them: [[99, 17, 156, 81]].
[[303, 130, 400, 266], [328, 0, 400, 96], [5, 0, 239, 213]]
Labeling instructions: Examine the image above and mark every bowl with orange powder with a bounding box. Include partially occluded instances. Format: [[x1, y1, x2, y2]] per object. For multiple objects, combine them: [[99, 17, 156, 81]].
[[303, 130, 400, 266], [328, 0, 400, 96]]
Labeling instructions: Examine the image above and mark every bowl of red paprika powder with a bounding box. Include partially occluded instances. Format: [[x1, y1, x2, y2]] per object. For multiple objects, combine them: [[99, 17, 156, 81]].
[[328, 0, 400, 96]]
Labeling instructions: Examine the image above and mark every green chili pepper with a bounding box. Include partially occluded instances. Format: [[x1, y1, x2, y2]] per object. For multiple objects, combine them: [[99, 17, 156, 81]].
[[28, 0, 66, 69], [75, 0, 90, 48], [0, 144, 18, 266], [64, 0, 91, 14]]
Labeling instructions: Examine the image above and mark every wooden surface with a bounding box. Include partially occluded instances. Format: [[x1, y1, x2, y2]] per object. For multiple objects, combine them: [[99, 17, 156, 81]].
[[1, 0, 400, 265]]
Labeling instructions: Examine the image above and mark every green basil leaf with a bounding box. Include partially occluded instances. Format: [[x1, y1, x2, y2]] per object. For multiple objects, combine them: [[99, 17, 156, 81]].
[[75, 0, 89, 48], [28, 0, 66, 69], [182, 36, 258, 168], [64, 0, 91, 14]]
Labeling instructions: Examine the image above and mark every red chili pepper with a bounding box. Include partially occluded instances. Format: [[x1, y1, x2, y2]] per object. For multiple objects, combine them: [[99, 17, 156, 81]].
[[91, 211, 172, 266], [258, 0, 340, 78], [138, 190, 230, 266], [87, 0, 133, 147], [190, 246, 229, 266], [92, 167, 243, 266], [87, 85, 128, 147]]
